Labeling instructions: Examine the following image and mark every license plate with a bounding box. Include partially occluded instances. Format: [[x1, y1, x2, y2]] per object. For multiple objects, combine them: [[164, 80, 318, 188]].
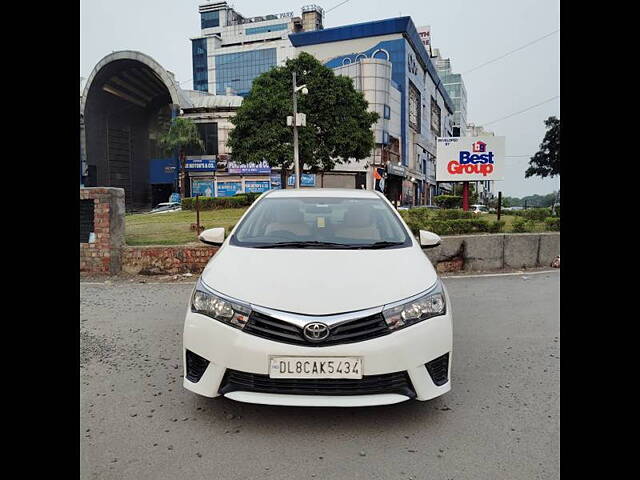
[[269, 356, 363, 379]]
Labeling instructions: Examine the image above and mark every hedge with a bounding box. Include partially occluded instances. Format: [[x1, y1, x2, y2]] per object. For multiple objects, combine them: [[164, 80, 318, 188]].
[[544, 217, 560, 231], [181, 193, 259, 210], [434, 195, 462, 209]]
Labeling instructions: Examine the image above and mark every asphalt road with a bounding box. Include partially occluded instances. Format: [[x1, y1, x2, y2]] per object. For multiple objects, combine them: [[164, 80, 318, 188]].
[[80, 271, 559, 480]]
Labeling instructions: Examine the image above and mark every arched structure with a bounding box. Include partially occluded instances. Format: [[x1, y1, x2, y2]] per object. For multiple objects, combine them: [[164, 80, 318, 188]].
[[81, 51, 193, 209]]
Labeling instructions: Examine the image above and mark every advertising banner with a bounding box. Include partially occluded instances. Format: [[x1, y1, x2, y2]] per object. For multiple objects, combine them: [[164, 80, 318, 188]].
[[270, 174, 282, 190], [149, 158, 177, 184], [191, 179, 214, 197], [287, 174, 316, 187], [436, 137, 505, 182], [216, 181, 243, 197], [244, 180, 271, 193]]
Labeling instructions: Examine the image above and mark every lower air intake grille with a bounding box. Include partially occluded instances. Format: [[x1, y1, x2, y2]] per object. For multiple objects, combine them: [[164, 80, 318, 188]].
[[425, 353, 450, 386], [219, 369, 416, 397], [185, 350, 210, 383]]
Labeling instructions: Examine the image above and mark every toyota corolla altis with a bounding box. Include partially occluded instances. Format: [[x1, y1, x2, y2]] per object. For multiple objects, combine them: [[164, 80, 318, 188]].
[[183, 189, 452, 407]]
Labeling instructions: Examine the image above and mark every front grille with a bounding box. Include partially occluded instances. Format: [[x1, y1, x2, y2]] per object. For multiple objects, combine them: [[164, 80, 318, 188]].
[[219, 369, 416, 397], [426, 353, 450, 386], [185, 350, 210, 383], [244, 311, 391, 346]]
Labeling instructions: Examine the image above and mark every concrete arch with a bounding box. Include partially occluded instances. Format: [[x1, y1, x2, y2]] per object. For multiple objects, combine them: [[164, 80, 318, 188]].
[[81, 50, 191, 115], [81, 50, 195, 209]]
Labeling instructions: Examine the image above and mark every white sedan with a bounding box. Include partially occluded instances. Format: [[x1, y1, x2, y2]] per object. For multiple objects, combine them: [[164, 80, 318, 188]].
[[183, 189, 453, 407]]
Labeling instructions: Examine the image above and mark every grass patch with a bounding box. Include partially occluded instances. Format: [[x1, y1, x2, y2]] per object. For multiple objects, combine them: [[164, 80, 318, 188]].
[[125, 208, 248, 246]]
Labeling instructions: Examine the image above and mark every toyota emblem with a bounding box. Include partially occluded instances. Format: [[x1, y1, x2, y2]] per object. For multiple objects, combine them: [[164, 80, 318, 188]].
[[303, 322, 330, 342]]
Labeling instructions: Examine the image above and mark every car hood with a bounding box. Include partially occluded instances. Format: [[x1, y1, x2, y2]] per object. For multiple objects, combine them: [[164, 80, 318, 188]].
[[200, 244, 438, 315]]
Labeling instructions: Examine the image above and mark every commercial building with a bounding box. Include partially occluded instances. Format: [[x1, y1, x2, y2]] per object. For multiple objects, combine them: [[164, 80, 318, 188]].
[[289, 16, 454, 205], [432, 49, 467, 138], [80, 50, 246, 209], [191, 2, 324, 95]]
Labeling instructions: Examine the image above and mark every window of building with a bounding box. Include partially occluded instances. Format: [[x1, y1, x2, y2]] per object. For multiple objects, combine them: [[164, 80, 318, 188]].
[[372, 49, 390, 61], [383, 104, 391, 119], [430, 96, 441, 137], [245, 23, 289, 35], [192, 38, 208, 92], [185, 123, 218, 156], [201, 11, 220, 29], [214, 48, 277, 96], [408, 81, 421, 133]]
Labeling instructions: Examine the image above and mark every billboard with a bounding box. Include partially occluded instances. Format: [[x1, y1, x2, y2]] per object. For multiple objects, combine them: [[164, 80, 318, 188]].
[[227, 160, 271, 174], [245, 180, 271, 193], [191, 179, 214, 197], [436, 137, 505, 182], [216, 181, 243, 197]]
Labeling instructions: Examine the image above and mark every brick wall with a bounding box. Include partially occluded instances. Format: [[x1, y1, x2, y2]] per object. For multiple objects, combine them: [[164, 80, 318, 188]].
[[80, 188, 125, 274], [122, 245, 219, 275]]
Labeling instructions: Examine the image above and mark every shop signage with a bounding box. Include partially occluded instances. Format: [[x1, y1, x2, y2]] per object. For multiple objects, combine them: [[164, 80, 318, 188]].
[[185, 158, 217, 171], [245, 180, 271, 193], [436, 137, 505, 181], [387, 163, 406, 177], [216, 181, 243, 197], [287, 173, 316, 187], [270, 174, 282, 189], [192, 179, 214, 197], [228, 160, 271, 174]]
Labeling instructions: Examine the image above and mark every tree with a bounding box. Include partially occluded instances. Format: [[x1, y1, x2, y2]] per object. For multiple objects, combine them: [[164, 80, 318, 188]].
[[526, 116, 560, 179], [158, 117, 204, 197], [227, 52, 379, 187]]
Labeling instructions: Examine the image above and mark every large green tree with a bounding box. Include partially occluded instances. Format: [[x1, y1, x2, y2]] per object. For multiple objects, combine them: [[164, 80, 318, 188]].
[[227, 52, 379, 187], [158, 117, 204, 197], [526, 116, 560, 179]]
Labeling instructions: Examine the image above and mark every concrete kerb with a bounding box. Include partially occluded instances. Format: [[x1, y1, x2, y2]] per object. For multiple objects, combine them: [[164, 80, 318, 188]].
[[423, 232, 559, 272]]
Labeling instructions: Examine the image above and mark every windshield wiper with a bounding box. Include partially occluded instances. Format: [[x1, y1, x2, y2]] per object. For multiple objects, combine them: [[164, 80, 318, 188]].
[[351, 241, 406, 249], [255, 241, 353, 249]]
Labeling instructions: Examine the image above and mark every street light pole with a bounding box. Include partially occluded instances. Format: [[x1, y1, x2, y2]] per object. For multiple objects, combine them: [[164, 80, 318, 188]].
[[292, 71, 300, 189]]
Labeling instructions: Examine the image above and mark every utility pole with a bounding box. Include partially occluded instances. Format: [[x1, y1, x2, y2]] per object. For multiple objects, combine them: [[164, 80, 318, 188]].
[[290, 71, 308, 190], [292, 71, 300, 189]]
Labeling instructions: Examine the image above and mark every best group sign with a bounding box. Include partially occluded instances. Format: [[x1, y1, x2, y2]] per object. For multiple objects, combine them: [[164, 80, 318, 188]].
[[436, 136, 505, 182]]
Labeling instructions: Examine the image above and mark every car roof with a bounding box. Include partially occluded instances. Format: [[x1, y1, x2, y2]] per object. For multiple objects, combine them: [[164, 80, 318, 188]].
[[264, 188, 381, 199]]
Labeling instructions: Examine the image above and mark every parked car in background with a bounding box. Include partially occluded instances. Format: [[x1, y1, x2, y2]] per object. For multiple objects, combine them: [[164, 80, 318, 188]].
[[149, 202, 181, 214], [470, 204, 489, 214], [183, 189, 453, 407]]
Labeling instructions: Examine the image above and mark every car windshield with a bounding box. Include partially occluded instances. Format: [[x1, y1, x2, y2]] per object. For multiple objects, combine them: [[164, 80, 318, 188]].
[[230, 196, 412, 249]]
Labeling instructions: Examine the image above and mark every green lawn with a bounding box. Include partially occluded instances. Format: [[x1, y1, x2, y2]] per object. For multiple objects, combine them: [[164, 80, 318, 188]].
[[125, 208, 248, 246]]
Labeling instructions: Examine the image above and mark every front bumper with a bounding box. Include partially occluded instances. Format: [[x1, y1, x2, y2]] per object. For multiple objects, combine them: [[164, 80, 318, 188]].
[[183, 301, 452, 406]]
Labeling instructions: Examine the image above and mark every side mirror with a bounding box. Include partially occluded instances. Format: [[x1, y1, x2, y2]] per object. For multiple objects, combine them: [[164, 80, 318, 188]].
[[199, 227, 225, 246], [419, 230, 441, 248]]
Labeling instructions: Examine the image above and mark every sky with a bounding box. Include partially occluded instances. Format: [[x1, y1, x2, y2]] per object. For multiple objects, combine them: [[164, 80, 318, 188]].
[[80, 0, 560, 197]]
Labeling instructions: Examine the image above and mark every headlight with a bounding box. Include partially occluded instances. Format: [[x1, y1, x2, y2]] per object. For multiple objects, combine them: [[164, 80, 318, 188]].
[[191, 279, 251, 329], [382, 280, 446, 331]]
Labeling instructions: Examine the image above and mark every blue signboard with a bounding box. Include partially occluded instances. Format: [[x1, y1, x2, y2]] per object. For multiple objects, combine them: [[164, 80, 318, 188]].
[[245, 180, 271, 193], [149, 158, 178, 184], [228, 160, 271, 174], [216, 181, 243, 197], [169, 193, 181, 203], [287, 173, 316, 187], [192, 179, 214, 197], [270, 174, 282, 190], [185, 158, 217, 171]]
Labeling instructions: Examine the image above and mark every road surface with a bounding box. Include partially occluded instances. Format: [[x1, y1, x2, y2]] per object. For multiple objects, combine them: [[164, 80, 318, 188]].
[[80, 271, 559, 480]]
